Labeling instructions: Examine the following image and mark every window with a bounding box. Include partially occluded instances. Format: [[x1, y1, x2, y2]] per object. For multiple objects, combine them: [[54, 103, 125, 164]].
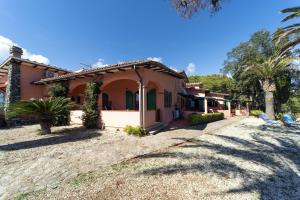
[[135, 91, 139, 110], [0, 92, 5, 107], [102, 93, 110, 110], [208, 99, 218, 107], [147, 89, 156, 110], [71, 96, 81, 104], [45, 71, 58, 78], [164, 90, 172, 108], [126, 90, 134, 110]]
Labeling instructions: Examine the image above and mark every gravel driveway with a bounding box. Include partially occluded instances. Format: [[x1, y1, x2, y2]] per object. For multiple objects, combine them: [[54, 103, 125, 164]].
[[18, 117, 300, 200], [0, 117, 241, 199]]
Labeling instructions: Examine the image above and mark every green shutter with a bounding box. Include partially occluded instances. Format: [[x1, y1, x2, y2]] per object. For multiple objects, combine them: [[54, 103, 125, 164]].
[[169, 92, 172, 107], [164, 90, 167, 107], [126, 91, 134, 110], [147, 89, 156, 110], [198, 98, 205, 112], [164, 90, 172, 108]]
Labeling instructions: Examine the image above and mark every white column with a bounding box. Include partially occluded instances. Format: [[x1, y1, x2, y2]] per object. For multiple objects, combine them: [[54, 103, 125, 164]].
[[246, 102, 249, 116], [204, 98, 208, 114], [142, 85, 147, 128]]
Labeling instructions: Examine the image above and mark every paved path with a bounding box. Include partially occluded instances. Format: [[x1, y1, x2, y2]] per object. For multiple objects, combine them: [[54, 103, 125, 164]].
[[0, 117, 243, 199]]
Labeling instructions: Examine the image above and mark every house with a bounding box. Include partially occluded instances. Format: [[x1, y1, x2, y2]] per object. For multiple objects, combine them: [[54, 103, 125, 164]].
[[0, 46, 248, 129]]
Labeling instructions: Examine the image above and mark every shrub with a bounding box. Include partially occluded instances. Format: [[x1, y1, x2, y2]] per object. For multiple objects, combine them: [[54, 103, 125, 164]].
[[187, 113, 224, 125], [8, 97, 73, 134], [124, 125, 146, 136], [82, 81, 101, 129], [275, 113, 283, 120], [48, 82, 69, 126], [250, 110, 263, 117], [48, 82, 69, 97]]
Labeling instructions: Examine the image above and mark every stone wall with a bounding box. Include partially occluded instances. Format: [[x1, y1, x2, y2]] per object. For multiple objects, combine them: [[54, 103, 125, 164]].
[[4, 60, 21, 126]]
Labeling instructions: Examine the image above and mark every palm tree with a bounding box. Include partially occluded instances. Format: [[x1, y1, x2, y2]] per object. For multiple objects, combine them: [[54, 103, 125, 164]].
[[274, 6, 300, 54], [8, 97, 73, 134], [245, 55, 292, 119]]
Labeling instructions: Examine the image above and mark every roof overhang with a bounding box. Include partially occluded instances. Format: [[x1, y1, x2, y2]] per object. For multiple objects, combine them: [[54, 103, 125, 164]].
[[34, 60, 184, 85], [0, 56, 70, 78]]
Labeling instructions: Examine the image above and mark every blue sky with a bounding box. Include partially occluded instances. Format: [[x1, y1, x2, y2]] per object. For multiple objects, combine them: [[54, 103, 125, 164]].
[[0, 0, 299, 75]]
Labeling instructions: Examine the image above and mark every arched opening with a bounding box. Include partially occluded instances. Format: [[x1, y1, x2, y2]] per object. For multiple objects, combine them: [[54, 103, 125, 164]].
[[101, 79, 139, 110], [69, 84, 86, 106]]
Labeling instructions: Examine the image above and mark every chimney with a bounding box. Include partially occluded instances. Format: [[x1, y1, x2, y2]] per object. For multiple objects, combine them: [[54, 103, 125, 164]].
[[10, 46, 23, 58]]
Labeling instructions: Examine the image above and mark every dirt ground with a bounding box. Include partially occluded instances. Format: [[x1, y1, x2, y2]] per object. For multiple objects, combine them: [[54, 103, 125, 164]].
[[20, 117, 300, 200], [0, 117, 241, 199]]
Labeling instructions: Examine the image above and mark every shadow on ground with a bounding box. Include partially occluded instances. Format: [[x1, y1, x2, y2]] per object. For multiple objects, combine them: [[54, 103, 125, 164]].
[[0, 127, 101, 151], [161, 123, 208, 133], [138, 125, 300, 199]]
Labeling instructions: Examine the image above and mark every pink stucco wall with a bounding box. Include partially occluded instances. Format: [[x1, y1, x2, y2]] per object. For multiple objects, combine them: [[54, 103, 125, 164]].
[[20, 64, 46, 100], [18, 63, 67, 100], [144, 110, 156, 128]]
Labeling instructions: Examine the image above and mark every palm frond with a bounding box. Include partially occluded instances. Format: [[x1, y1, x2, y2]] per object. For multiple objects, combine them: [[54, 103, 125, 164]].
[[8, 97, 73, 120], [281, 6, 300, 22]]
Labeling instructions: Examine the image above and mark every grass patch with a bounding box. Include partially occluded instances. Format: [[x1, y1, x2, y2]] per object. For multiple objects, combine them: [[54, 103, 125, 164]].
[[69, 171, 97, 187], [14, 193, 29, 200], [14, 188, 47, 200]]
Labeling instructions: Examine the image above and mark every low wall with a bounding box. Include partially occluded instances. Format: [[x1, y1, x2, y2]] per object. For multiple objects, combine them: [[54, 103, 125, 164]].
[[235, 109, 249, 116], [102, 110, 140, 128], [70, 110, 83, 125], [217, 110, 231, 118]]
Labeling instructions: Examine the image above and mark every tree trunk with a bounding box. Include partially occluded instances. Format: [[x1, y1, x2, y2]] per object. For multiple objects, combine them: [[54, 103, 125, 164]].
[[265, 91, 275, 120], [262, 80, 276, 120], [39, 121, 52, 134]]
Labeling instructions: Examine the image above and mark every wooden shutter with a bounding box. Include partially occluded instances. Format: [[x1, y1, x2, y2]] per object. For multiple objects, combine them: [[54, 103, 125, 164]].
[[126, 91, 134, 110], [147, 89, 156, 110]]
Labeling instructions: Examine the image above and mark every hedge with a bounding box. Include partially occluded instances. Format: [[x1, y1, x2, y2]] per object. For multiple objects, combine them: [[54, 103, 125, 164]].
[[250, 110, 263, 117], [187, 113, 224, 125]]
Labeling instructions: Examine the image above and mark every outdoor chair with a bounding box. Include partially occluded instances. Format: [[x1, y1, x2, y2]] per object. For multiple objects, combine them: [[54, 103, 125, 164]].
[[259, 113, 282, 130], [282, 114, 300, 129]]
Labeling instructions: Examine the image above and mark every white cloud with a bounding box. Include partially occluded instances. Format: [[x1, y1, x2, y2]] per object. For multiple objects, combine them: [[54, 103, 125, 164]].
[[92, 58, 108, 68], [147, 57, 163, 63], [186, 62, 196, 74], [170, 66, 178, 72], [0, 35, 49, 64]]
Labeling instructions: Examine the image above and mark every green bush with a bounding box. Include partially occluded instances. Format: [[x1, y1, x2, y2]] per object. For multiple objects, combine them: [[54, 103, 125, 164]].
[[187, 113, 224, 125], [82, 81, 101, 129], [48, 82, 69, 126], [275, 113, 283, 120], [250, 110, 263, 117], [124, 125, 146, 136]]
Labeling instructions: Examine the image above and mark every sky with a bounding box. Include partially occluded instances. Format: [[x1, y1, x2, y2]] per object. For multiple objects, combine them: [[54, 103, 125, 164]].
[[0, 0, 299, 75]]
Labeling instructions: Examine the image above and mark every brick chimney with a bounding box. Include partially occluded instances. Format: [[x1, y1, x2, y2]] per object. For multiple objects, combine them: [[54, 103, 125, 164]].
[[9, 46, 23, 58]]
